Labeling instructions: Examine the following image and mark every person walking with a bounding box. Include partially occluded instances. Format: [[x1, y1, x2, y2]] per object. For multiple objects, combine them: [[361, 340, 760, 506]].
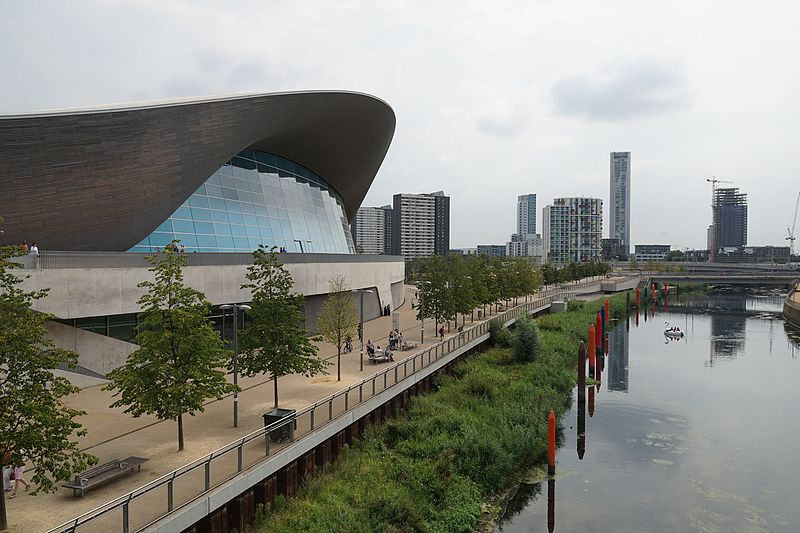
[[8, 457, 29, 498], [439, 325, 445, 338], [29, 242, 39, 256], [21, 240, 29, 253]]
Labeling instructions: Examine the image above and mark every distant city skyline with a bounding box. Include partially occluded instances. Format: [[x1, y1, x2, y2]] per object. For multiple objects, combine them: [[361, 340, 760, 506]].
[[2, 2, 797, 250]]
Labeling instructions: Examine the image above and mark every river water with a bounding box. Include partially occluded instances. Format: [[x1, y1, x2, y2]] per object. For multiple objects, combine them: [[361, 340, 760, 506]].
[[498, 290, 800, 533]]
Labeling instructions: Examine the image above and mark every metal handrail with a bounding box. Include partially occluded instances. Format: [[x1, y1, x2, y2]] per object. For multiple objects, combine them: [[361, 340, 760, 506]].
[[46, 275, 625, 533]]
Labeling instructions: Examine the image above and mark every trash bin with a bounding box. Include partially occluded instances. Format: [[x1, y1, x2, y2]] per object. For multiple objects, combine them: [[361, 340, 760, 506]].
[[263, 408, 297, 443]]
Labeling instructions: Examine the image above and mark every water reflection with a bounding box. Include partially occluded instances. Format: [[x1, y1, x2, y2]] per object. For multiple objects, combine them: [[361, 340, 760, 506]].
[[608, 322, 630, 392], [547, 478, 555, 533], [577, 395, 585, 459], [709, 312, 746, 362]]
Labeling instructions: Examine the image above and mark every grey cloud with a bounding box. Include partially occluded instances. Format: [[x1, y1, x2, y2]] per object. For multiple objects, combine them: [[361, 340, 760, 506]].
[[476, 112, 529, 138], [552, 62, 691, 121]]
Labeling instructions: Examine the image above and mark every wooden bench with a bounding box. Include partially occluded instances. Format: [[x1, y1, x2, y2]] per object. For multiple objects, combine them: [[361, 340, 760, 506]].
[[367, 350, 392, 364], [62, 457, 148, 497], [400, 341, 417, 350]]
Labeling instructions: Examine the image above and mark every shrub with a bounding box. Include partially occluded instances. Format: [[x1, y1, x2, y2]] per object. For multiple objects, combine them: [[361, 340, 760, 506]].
[[567, 298, 584, 312], [512, 314, 541, 363], [488, 318, 504, 346]]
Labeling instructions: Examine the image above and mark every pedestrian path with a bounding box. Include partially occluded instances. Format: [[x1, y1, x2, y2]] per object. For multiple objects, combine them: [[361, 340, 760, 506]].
[[14, 280, 613, 533]]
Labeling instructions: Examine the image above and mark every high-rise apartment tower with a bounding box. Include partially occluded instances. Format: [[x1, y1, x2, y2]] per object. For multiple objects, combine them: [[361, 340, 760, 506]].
[[543, 197, 603, 264], [610, 152, 631, 257], [351, 205, 393, 254], [391, 191, 450, 258], [713, 187, 748, 249], [517, 194, 537, 235]]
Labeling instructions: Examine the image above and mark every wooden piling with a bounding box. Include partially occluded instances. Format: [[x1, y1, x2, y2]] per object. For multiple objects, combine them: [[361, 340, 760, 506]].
[[578, 342, 586, 399], [588, 325, 596, 378], [547, 409, 556, 475]]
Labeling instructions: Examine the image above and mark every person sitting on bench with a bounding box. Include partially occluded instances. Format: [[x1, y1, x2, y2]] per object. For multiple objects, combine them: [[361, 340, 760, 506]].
[[366, 340, 375, 356], [384, 346, 395, 362]]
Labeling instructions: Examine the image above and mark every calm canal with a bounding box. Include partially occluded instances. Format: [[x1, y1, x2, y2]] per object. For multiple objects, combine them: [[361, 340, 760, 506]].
[[499, 290, 800, 532]]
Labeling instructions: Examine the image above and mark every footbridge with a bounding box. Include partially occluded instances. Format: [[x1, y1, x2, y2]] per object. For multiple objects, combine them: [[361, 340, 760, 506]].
[[646, 273, 798, 287]]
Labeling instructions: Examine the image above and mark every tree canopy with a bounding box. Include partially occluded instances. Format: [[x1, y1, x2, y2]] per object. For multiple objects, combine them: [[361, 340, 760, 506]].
[[0, 223, 96, 528], [238, 246, 329, 408], [104, 244, 236, 451], [317, 275, 358, 382]]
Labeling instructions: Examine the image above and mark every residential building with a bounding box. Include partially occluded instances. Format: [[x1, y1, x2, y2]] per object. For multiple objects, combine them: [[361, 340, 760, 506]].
[[601, 238, 626, 261], [543, 197, 603, 264], [351, 205, 393, 254], [610, 151, 631, 257], [507, 233, 543, 261], [634, 244, 671, 262], [391, 191, 450, 258], [477, 245, 507, 257], [516, 194, 537, 235], [715, 188, 748, 248], [450, 248, 477, 256]]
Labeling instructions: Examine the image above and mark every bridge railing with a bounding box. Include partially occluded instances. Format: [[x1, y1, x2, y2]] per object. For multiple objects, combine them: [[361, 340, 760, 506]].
[[46, 276, 614, 533]]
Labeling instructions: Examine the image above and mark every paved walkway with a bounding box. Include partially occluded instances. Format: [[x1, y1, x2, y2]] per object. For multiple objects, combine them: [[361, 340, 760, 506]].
[[9, 284, 529, 533]]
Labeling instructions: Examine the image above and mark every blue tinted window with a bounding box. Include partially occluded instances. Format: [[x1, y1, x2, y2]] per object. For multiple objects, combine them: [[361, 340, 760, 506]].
[[194, 221, 214, 235], [213, 223, 232, 236], [173, 219, 195, 233], [174, 207, 192, 220], [196, 235, 218, 248], [208, 197, 226, 210], [191, 208, 212, 221], [133, 149, 354, 253], [216, 235, 235, 248], [189, 195, 209, 208], [175, 234, 198, 248], [206, 184, 224, 198], [211, 210, 229, 223]]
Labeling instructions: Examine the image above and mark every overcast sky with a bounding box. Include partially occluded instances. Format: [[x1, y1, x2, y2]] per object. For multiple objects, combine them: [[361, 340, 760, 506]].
[[2, 1, 798, 250]]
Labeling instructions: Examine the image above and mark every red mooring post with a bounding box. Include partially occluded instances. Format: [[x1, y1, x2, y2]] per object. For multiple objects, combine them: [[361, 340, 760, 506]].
[[651, 283, 656, 301], [635, 287, 640, 307], [588, 324, 596, 378], [595, 313, 602, 350], [578, 342, 586, 399], [547, 409, 556, 475]]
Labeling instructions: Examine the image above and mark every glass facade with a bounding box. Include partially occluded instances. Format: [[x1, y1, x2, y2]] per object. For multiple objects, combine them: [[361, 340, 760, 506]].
[[131, 150, 355, 254]]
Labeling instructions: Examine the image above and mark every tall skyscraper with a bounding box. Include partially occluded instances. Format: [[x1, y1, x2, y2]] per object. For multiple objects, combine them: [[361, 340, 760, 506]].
[[508, 193, 543, 260], [391, 191, 450, 258], [714, 187, 748, 249], [351, 205, 393, 254], [610, 152, 631, 257], [543, 197, 603, 264], [517, 194, 537, 235]]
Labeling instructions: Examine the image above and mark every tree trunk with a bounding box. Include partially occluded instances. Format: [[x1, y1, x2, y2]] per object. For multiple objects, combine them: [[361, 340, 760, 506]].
[[0, 476, 7, 531], [273, 376, 279, 409], [177, 414, 184, 452], [337, 349, 341, 382]]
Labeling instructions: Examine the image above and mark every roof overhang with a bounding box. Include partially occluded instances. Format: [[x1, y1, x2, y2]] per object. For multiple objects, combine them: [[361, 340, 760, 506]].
[[0, 91, 395, 251]]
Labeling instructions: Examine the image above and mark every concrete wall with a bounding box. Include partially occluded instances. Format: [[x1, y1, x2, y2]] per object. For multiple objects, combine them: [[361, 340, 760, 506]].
[[46, 321, 136, 377], [18, 259, 405, 319]]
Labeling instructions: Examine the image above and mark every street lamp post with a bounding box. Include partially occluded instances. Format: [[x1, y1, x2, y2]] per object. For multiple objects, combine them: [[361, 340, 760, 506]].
[[220, 303, 251, 428], [351, 289, 374, 372], [416, 281, 430, 344]]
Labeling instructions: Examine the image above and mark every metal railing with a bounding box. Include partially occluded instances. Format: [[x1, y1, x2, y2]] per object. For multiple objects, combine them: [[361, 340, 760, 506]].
[[46, 275, 619, 533]]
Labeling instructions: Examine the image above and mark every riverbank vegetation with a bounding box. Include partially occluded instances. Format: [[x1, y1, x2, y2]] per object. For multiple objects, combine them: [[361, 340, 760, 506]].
[[254, 293, 627, 532]]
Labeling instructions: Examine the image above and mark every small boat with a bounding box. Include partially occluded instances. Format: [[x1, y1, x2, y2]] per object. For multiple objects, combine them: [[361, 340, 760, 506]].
[[664, 322, 685, 338]]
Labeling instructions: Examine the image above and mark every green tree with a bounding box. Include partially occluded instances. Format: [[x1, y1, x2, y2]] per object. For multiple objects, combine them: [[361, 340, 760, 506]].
[[466, 255, 490, 321], [317, 275, 358, 382], [448, 255, 474, 327], [238, 246, 329, 408], [104, 244, 236, 452], [512, 314, 541, 362], [418, 255, 455, 335], [0, 226, 96, 528]]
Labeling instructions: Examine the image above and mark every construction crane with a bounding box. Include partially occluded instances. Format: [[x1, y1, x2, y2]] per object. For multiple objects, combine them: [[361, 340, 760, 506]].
[[706, 177, 734, 261], [787, 191, 800, 256]]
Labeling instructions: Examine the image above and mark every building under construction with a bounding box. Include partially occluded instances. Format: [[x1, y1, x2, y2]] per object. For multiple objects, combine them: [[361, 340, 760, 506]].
[[710, 187, 748, 260]]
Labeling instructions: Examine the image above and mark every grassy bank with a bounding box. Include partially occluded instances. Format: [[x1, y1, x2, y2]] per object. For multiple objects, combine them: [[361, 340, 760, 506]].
[[255, 294, 628, 532]]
